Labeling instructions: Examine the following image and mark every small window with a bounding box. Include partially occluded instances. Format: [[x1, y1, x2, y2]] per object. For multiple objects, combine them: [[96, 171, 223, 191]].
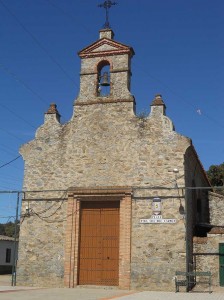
[[6, 248, 11, 263]]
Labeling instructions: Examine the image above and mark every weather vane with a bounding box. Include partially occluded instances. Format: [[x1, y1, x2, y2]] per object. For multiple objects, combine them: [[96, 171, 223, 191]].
[[98, 1, 117, 29]]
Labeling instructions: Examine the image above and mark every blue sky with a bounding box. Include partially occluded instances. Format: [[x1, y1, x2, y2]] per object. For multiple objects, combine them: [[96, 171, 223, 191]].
[[0, 0, 223, 222]]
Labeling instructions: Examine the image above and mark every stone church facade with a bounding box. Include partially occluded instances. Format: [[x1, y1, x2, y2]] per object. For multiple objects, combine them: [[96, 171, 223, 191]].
[[17, 28, 222, 291]]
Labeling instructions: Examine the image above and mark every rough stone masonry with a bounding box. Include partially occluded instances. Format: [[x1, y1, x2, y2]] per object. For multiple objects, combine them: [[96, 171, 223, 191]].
[[17, 28, 210, 291]]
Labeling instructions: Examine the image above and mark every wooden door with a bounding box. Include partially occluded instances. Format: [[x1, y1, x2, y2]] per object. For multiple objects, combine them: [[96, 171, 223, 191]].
[[78, 201, 119, 286]]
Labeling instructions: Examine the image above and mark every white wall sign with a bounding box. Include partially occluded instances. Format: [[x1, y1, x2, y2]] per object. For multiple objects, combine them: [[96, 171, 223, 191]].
[[140, 218, 176, 224]]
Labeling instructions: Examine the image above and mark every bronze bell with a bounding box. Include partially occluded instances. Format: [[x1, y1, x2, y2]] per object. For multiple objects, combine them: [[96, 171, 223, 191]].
[[100, 72, 110, 86]]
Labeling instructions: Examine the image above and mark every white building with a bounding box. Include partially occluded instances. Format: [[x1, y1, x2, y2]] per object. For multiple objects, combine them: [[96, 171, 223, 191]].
[[0, 235, 18, 274]]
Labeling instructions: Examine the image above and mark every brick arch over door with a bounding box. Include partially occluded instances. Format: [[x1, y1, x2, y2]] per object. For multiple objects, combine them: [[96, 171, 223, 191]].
[[64, 187, 132, 289]]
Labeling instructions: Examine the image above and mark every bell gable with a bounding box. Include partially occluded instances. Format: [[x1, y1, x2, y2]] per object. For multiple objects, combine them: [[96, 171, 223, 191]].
[[78, 38, 135, 59]]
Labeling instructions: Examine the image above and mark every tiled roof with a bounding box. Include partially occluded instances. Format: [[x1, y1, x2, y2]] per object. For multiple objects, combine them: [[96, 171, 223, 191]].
[[45, 103, 61, 116], [150, 94, 166, 108]]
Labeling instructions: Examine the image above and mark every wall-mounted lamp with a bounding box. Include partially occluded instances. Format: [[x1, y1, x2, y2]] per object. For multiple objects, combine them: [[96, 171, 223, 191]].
[[179, 202, 185, 215], [25, 206, 30, 217]]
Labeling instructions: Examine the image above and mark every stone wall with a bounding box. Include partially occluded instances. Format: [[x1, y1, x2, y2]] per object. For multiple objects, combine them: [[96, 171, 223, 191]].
[[78, 54, 133, 102], [209, 192, 224, 226], [184, 146, 210, 275], [21, 102, 191, 191], [131, 193, 186, 291], [193, 236, 221, 287], [17, 98, 196, 290], [193, 192, 224, 287], [17, 192, 67, 287]]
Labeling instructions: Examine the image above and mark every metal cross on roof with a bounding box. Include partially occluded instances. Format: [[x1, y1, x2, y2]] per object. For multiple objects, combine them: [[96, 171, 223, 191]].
[[98, 1, 117, 29]]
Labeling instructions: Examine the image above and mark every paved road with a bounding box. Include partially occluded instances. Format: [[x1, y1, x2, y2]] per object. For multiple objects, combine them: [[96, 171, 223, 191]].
[[120, 291, 224, 300], [0, 287, 224, 300], [0, 287, 135, 300], [1, 276, 224, 300]]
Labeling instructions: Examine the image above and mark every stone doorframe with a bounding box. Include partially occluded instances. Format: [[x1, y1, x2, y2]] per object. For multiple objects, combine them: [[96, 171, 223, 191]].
[[64, 187, 132, 289]]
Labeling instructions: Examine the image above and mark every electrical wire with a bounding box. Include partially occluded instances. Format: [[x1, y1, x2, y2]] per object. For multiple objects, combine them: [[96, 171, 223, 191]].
[[0, 0, 77, 86], [0, 174, 21, 182], [155, 173, 185, 187], [0, 126, 26, 143], [0, 155, 22, 169], [0, 102, 36, 129], [0, 147, 19, 157], [22, 189, 69, 223], [46, 0, 221, 133], [0, 62, 68, 131], [45, 0, 94, 35], [132, 61, 224, 130], [0, 63, 48, 106], [0, 144, 21, 155], [0, 155, 23, 172], [0, 184, 223, 225], [28, 194, 67, 217], [28, 205, 78, 224]]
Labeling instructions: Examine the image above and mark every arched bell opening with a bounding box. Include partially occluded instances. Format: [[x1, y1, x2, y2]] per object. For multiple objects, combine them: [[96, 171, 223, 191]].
[[97, 60, 111, 97]]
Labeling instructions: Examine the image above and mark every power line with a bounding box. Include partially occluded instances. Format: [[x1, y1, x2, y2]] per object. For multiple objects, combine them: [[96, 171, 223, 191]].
[[0, 155, 22, 169], [0, 63, 48, 106], [0, 102, 36, 129], [0, 127, 25, 143], [0, 2, 77, 126], [0, 147, 24, 171], [0, 174, 22, 182], [1, 176, 20, 184], [132, 61, 224, 129], [0, 143, 25, 154], [0, 145, 24, 172], [0, 182, 21, 191], [0, 62, 52, 143], [0, 186, 223, 223], [0, 159, 22, 172], [45, 0, 94, 36], [46, 0, 224, 131], [0, 145, 18, 156], [0, 0, 77, 86], [0, 186, 222, 194]]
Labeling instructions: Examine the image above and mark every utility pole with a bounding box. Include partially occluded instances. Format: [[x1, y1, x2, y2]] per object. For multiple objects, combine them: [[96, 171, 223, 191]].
[[11, 192, 20, 286]]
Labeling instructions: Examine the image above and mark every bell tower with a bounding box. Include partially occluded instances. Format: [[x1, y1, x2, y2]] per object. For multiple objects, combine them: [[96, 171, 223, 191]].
[[75, 28, 135, 106]]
